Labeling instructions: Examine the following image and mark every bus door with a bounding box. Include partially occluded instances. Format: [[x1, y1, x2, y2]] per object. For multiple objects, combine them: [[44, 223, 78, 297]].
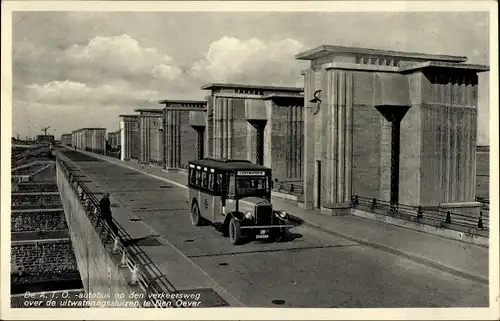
[[188, 164, 200, 210], [212, 172, 224, 221], [198, 167, 215, 220]]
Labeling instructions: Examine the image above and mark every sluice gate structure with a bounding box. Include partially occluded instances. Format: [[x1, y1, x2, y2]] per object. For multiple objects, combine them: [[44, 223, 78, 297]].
[[50, 149, 234, 308], [55, 150, 172, 308], [10, 146, 86, 308]]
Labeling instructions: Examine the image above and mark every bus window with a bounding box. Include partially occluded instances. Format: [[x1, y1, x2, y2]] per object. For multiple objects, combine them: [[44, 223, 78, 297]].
[[208, 172, 214, 191], [228, 174, 236, 196], [201, 171, 208, 189], [189, 169, 196, 185], [237, 178, 265, 190], [234, 175, 269, 196], [216, 173, 223, 193], [195, 170, 201, 186]]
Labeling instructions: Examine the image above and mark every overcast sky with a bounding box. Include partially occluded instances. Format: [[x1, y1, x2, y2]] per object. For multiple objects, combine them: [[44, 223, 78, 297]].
[[11, 11, 490, 144]]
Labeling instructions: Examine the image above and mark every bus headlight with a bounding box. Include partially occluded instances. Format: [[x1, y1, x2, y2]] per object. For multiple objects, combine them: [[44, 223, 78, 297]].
[[244, 211, 253, 219], [278, 210, 288, 219]]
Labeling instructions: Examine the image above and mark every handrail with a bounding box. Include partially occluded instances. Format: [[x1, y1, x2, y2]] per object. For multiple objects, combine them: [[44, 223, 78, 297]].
[[55, 151, 181, 308], [350, 195, 489, 232], [272, 179, 304, 196]]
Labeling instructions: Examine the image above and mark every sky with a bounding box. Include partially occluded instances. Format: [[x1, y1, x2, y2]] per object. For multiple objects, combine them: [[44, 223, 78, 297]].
[[11, 11, 490, 144]]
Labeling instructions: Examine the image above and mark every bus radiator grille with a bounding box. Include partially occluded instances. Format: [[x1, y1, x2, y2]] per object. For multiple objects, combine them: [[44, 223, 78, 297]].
[[255, 204, 273, 226]]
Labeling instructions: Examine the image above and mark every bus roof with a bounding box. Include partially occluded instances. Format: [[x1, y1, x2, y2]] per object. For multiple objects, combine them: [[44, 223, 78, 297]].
[[189, 158, 271, 171]]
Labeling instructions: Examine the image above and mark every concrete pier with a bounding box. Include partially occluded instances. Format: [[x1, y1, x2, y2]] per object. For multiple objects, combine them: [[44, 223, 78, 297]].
[[159, 100, 207, 170], [201, 84, 304, 184], [134, 109, 164, 166], [119, 115, 139, 161], [71, 128, 106, 155], [296, 45, 489, 214]]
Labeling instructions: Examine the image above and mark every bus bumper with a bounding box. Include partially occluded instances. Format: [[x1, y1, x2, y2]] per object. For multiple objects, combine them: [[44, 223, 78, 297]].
[[239, 225, 294, 240]]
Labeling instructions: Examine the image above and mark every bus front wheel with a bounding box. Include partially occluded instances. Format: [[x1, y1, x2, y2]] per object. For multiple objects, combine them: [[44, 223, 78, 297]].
[[191, 202, 202, 226], [229, 217, 242, 245]]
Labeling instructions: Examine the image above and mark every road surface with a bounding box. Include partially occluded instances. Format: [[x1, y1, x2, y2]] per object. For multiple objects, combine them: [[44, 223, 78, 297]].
[[61, 151, 489, 308]]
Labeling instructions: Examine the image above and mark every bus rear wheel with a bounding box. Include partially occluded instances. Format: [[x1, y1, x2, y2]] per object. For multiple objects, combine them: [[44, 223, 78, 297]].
[[191, 202, 202, 226], [229, 217, 242, 245]]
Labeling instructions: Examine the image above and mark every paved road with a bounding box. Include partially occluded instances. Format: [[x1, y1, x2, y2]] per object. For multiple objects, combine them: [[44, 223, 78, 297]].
[[62, 152, 489, 308]]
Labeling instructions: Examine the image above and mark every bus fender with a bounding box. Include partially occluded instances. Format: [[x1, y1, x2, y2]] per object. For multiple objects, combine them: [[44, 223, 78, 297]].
[[224, 211, 244, 226], [191, 197, 198, 209]]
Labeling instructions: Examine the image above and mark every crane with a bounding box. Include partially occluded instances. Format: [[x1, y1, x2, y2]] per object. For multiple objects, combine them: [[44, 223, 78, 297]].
[[41, 126, 51, 136]]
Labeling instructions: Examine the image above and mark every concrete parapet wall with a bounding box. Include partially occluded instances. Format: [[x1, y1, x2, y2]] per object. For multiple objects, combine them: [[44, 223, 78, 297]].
[[439, 202, 482, 216], [56, 163, 142, 307]]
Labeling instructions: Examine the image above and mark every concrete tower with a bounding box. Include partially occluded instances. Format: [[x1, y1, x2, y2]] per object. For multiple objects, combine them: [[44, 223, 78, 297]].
[[296, 45, 489, 215]]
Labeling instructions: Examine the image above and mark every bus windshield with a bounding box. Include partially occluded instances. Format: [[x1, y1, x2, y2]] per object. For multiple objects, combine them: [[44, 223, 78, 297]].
[[228, 172, 270, 197]]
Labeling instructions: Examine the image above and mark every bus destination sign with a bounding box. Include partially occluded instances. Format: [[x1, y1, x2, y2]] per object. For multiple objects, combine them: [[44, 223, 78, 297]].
[[237, 171, 266, 176]]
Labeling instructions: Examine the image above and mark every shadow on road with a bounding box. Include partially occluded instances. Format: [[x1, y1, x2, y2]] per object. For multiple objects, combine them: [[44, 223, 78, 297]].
[[287, 214, 305, 226], [123, 235, 162, 247]]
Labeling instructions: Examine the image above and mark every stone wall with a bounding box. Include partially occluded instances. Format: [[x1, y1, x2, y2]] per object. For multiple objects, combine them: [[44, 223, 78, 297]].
[[14, 183, 59, 193], [11, 239, 81, 285], [12, 163, 49, 176], [30, 164, 57, 182], [11, 211, 68, 232], [11, 194, 61, 207]]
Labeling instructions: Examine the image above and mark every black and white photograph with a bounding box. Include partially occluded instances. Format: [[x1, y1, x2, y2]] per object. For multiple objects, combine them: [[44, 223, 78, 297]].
[[1, 1, 498, 320]]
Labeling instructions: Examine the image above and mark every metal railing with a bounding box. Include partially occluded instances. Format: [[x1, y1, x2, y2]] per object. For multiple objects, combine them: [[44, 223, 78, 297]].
[[350, 195, 489, 233], [56, 151, 181, 308], [105, 149, 121, 159], [272, 179, 304, 197], [475, 196, 490, 212]]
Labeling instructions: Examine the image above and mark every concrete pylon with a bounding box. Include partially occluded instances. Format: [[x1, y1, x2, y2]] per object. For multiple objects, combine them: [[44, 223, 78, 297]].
[[189, 110, 207, 160], [193, 127, 205, 160], [373, 73, 411, 208], [245, 101, 268, 166], [247, 120, 267, 166]]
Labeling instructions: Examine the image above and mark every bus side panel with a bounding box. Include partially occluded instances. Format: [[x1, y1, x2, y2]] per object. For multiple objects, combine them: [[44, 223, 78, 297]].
[[212, 195, 222, 222], [198, 191, 207, 220], [198, 191, 214, 222]]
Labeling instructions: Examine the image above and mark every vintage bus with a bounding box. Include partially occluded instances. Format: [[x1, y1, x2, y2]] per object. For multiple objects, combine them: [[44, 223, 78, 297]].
[[188, 158, 294, 245]]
